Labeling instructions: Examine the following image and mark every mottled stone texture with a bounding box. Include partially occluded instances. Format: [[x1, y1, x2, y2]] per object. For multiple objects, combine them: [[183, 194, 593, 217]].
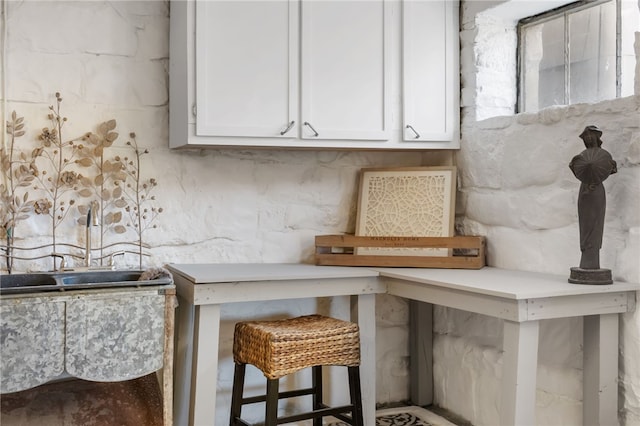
[[1, 290, 166, 393], [65, 292, 165, 381], [0, 297, 65, 393], [442, 1, 640, 425]]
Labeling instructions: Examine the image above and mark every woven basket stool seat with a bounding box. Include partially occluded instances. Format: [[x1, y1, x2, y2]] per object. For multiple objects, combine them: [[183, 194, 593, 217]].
[[230, 315, 364, 425], [233, 314, 360, 380]]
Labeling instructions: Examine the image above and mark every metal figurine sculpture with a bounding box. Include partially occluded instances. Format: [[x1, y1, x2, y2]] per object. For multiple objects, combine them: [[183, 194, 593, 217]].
[[568, 125, 617, 285]]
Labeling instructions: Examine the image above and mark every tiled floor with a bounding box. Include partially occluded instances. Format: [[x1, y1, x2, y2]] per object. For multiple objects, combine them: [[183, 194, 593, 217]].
[[0, 374, 163, 426], [329, 406, 458, 426]]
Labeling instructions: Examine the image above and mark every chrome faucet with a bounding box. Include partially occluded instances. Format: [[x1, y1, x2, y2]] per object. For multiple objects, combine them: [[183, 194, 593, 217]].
[[85, 201, 99, 267]]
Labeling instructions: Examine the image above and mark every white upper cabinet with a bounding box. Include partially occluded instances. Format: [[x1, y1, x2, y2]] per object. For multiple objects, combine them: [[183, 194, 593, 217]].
[[403, 0, 459, 143], [195, 1, 298, 138], [300, 0, 389, 141], [170, 0, 459, 150]]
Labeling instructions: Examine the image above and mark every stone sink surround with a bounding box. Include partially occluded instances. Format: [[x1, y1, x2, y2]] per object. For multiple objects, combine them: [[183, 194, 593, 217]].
[[2, 1, 639, 425]]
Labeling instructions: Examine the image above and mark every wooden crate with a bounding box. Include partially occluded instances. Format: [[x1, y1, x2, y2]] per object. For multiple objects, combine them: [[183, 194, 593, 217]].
[[315, 234, 486, 269]]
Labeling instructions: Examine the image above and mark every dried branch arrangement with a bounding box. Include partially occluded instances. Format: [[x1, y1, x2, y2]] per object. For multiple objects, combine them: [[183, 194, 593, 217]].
[[1, 112, 40, 273], [121, 133, 163, 269], [32, 92, 83, 256], [1, 92, 163, 273], [75, 118, 128, 262]]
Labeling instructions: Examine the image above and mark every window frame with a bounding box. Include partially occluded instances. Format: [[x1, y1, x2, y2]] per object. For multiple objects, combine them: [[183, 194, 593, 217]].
[[517, 0, 624, 112]]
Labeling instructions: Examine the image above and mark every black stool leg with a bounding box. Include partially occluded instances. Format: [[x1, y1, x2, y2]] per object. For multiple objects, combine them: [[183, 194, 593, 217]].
[[229, 363, 246, 426], [265, 378, 280, 426], [348, 366, 364, 426], [312, 365, 323, 426]]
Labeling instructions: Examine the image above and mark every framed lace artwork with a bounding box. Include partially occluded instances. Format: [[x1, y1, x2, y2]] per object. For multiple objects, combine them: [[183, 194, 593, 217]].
[[355, 166, 456, 256]]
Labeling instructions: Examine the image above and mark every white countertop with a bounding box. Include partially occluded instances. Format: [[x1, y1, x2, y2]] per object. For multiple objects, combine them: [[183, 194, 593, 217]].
[[375, 267, 640, 299], [166, 263, 379, 284], [166, 263, 639, 301]]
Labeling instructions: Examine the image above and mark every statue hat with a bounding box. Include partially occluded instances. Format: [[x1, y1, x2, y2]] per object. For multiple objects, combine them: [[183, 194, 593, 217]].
[[580, 125, 602, 139]]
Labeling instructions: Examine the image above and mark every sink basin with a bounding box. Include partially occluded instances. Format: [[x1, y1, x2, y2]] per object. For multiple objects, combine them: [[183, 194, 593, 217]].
[[0, 270, 172, 295], [0, 273, 59, 291], [59, 271, 153, 285]]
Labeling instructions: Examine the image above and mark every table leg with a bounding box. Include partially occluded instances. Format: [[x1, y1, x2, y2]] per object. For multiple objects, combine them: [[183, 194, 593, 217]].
[[583, 314, 619, 426], [501, 320, 539, 426], [173, 294, 194, 426], [327, 296, 351, 407], [162, 292, 177, 426], [409, 300, 433, 406], [354, 293, 376, 426], [191, 304, 221, 426]]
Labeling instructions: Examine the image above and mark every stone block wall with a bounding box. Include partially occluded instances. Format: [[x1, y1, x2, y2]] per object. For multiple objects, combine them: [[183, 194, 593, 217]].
[[2, 1, 639, 425], [440, 1, 640, 424], [1, 1, 432, 423]]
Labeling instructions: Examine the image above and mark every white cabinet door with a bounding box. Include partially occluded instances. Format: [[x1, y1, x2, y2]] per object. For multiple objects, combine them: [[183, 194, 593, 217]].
[[300, 0, 390, 141], [195, 1, 298, 138], [403, 0, 459, 143]]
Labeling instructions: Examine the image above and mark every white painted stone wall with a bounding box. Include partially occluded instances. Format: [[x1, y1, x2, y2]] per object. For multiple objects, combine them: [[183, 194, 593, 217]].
[[2, 1, 639, 426], [438, 1, 640, 425], [1, 1, 430, 423]]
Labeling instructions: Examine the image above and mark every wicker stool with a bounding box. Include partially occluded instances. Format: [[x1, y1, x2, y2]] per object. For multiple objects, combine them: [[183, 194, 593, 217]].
[[229, 314, 364, 426]]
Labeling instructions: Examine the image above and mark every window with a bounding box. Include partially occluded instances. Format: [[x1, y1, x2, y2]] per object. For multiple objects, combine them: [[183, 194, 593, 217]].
[[518, 0, 639, 112]]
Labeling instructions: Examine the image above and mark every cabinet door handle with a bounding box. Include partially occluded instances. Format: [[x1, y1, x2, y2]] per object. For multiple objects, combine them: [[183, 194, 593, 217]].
[[303, 122, 319, 137], [406, 124, 420, 139], [280, 120, 295, 135]]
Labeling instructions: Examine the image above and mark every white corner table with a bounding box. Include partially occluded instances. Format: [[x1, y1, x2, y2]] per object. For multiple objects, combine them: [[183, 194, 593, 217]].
[[166, 263, 384, 426], [167, 263, 638, 426], [377, 267, 639, 426]]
